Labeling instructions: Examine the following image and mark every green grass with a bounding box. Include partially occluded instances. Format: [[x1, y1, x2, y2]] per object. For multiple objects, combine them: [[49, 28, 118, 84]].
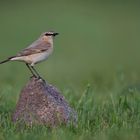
[[0, 1, 140, 140], [1, 80, 140, 140]]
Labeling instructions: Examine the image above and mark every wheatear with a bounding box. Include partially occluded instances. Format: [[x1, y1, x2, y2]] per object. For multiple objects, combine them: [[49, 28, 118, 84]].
[[0, 31, 59, 78]]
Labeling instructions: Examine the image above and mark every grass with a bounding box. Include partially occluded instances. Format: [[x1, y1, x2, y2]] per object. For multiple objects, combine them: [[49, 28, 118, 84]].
[[0, 1, 140, 140], [0, 78, 140, 140]]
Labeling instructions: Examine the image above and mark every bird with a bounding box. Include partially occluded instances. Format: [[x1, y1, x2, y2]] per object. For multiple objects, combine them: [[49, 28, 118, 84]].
[[0, 31, 59, 78]]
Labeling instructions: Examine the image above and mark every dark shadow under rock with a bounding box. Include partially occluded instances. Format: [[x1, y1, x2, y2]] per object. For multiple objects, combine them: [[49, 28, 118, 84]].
[[12, 77, 77, 127]]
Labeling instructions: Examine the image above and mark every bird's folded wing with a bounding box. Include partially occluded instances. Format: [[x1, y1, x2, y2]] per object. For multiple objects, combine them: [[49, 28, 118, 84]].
[[16, 41, 50, 56]]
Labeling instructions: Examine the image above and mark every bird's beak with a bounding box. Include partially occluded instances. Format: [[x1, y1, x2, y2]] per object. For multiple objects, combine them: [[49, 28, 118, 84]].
[[53, 32, 59, 36]]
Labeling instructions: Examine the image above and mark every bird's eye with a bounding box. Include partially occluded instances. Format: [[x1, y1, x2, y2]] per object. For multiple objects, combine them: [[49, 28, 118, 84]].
[[45, 33, 52, 36]]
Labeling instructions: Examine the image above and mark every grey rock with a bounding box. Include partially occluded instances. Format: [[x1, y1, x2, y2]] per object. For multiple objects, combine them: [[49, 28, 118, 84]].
[[12, 77, 77, 127]]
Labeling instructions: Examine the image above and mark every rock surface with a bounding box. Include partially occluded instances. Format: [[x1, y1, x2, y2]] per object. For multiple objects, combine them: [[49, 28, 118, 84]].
[[12, 77, 77, 127]]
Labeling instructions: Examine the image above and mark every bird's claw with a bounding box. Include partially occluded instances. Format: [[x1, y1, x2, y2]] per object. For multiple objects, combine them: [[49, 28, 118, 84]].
[[37, 76, 46, 83]]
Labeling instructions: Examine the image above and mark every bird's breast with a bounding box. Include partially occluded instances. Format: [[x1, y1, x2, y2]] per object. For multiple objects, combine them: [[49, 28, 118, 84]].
[[29, 47, 53, 65]]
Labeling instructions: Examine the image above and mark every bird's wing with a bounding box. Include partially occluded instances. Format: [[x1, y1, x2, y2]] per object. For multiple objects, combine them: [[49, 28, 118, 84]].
[[16, 40, 51, 56]]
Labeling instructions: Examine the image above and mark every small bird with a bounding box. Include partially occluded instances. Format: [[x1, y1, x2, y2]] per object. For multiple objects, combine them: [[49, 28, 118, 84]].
[[0, 31, 59, 78]]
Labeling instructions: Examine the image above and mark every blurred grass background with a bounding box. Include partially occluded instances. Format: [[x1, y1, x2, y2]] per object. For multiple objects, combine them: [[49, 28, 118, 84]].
[[0, 0, 140, 89], [0, 0, 140, 140]]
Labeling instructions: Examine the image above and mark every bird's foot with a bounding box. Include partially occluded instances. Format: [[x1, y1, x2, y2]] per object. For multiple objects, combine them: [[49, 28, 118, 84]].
[[30, 75, 37, 79], [30, 75, 45, 83], [37, 76, 46, 83]]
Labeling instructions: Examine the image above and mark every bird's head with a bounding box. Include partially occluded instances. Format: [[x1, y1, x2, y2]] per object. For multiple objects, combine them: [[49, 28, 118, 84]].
[[40, 31, 59, 42]]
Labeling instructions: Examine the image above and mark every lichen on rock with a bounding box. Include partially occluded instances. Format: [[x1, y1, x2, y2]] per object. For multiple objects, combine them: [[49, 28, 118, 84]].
[[12, 77, 77, 127]]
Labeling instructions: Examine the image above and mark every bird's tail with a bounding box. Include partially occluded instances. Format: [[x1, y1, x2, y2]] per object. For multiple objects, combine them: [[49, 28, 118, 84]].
[[0, 56, 14, 64]]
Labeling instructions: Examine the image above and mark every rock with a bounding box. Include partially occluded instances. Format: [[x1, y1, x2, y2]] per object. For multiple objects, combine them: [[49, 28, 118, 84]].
[[12, 77, 77, 127]]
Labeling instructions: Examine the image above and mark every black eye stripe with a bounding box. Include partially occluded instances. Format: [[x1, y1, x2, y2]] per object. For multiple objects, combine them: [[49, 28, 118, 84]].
[[44, 32, 58, 36], [45, 34, 53, 36], [45, 33, 53, 36]]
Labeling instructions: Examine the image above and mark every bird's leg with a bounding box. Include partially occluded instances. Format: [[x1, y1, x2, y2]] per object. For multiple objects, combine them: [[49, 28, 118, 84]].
[[26, 63, 37, 78], [31, 66, 46, 82], [31, 66, 41, 78], [31, 66, 40, 77]]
